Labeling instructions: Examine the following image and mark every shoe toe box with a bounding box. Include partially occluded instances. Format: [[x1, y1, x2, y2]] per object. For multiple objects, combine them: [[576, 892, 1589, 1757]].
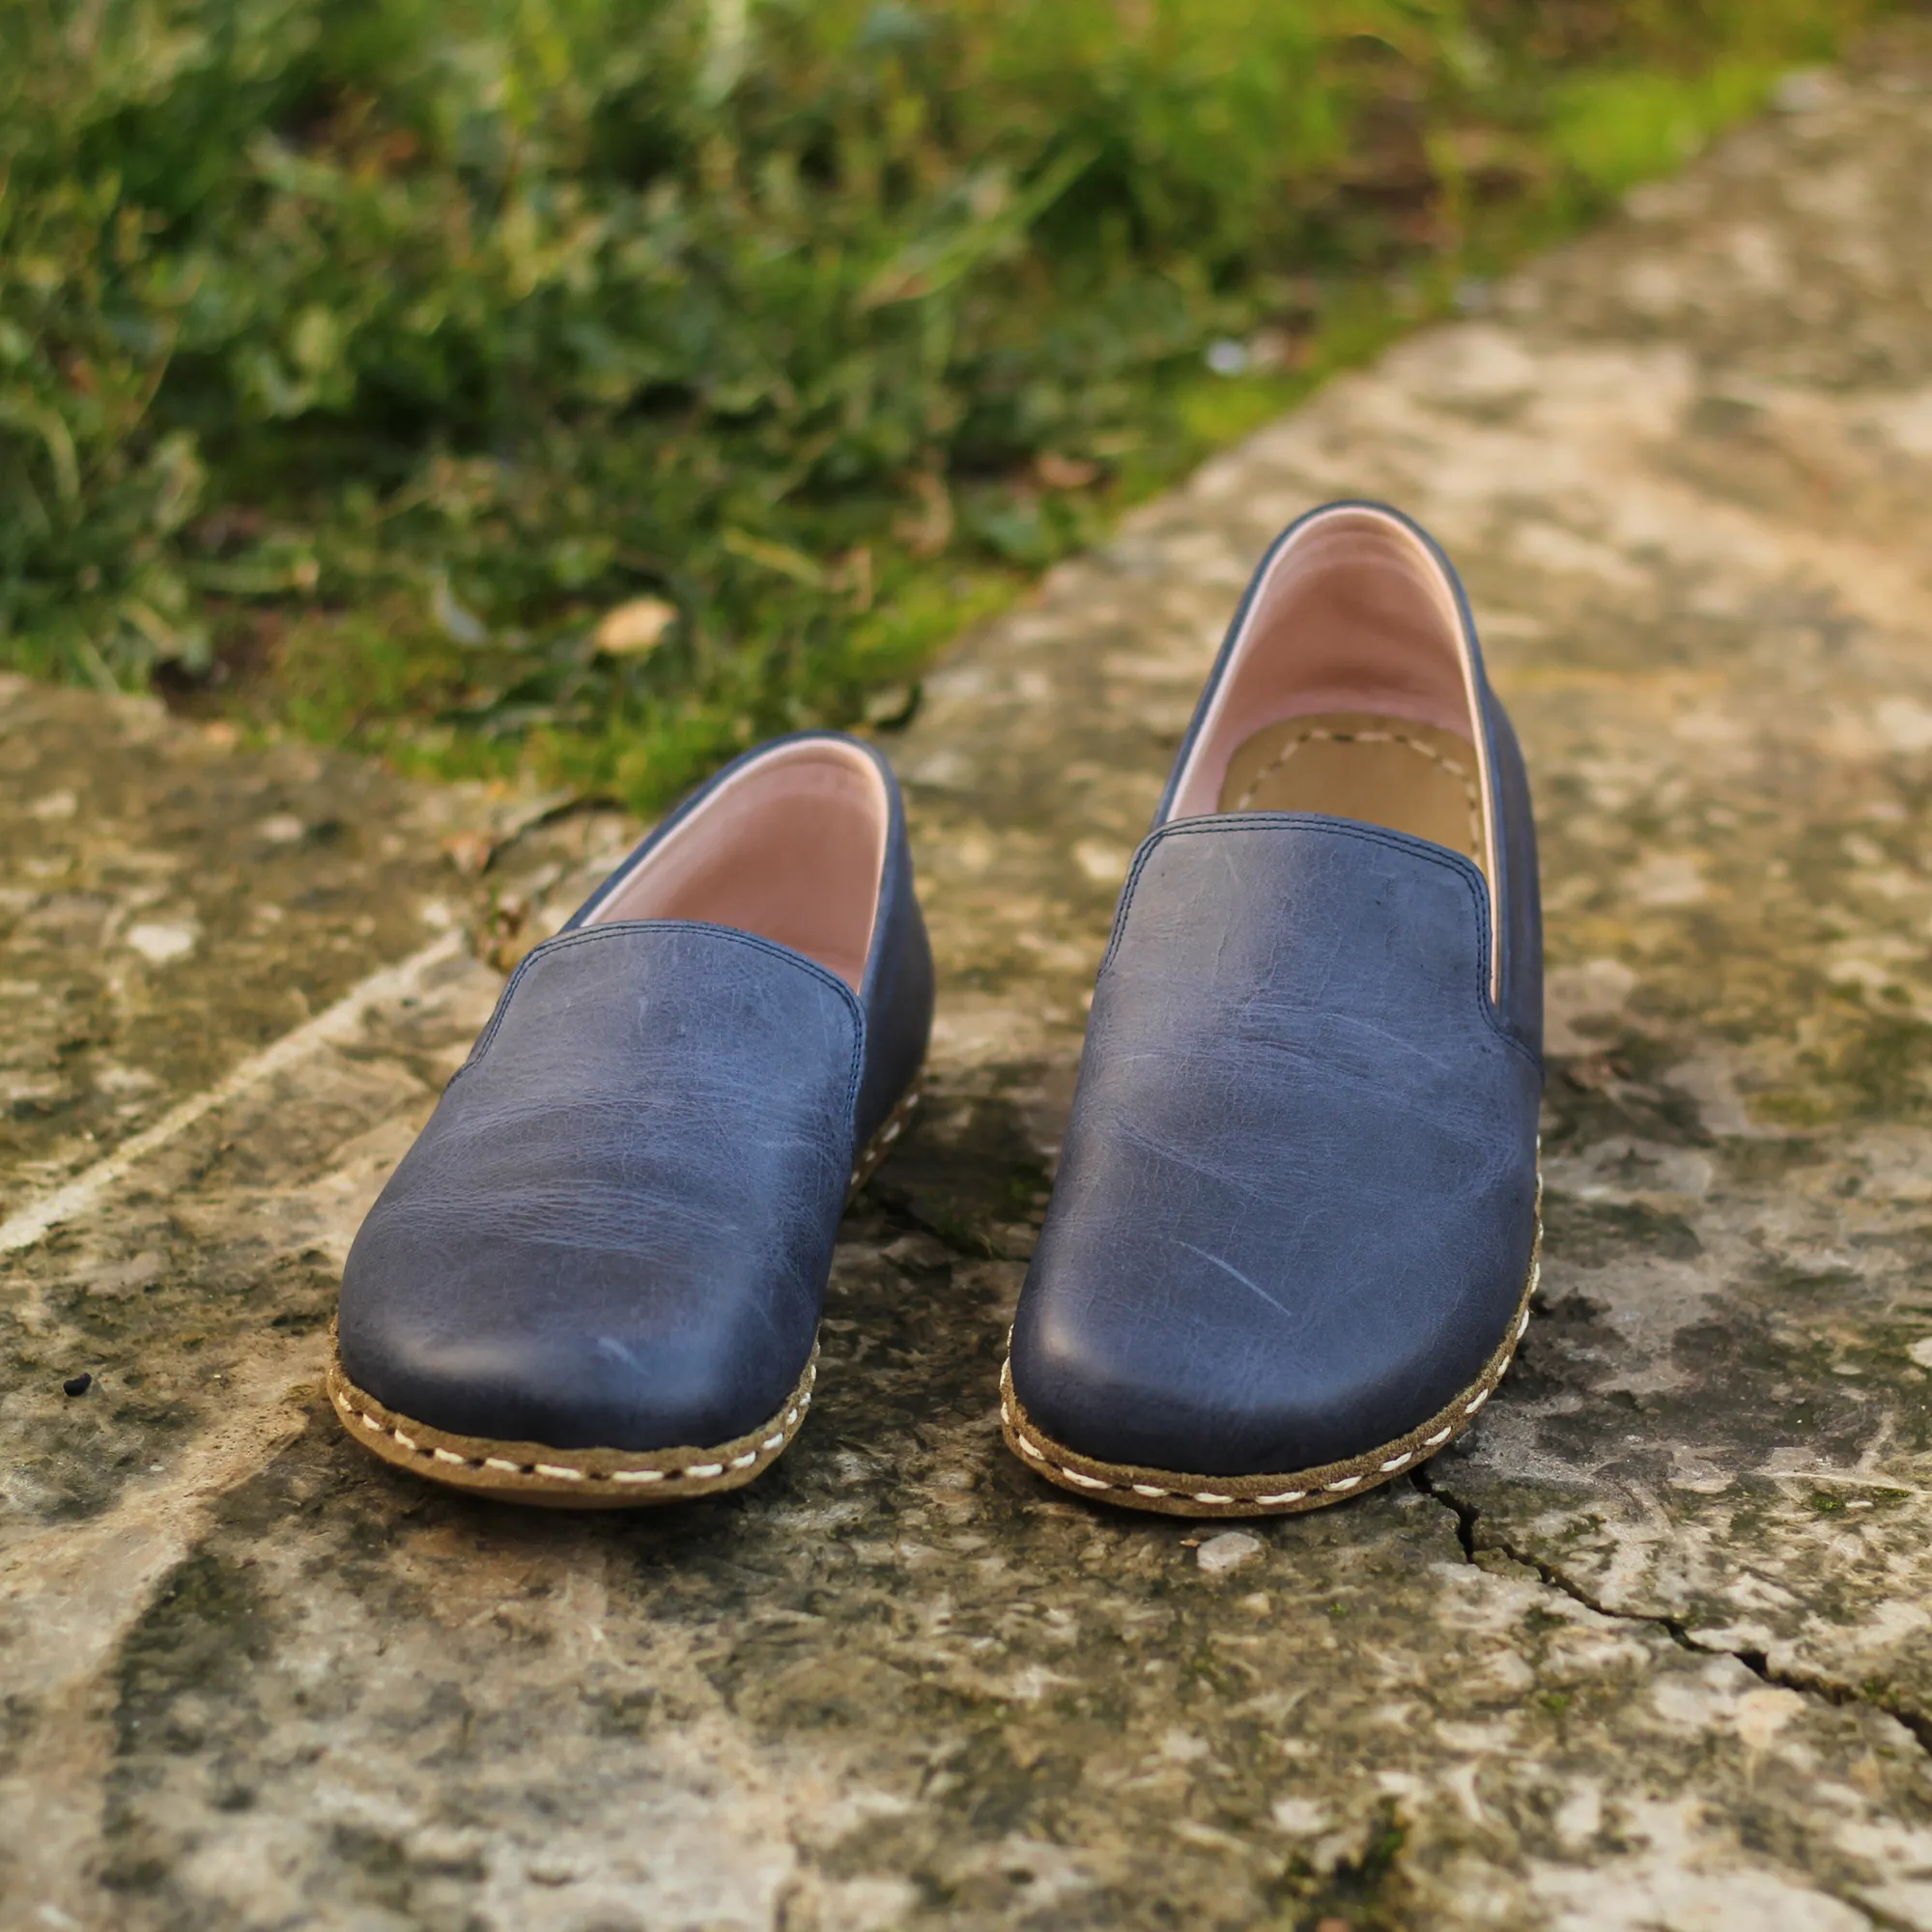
[[1009, 1174, 1536, 1478], [339, 1212, 820, 1451], [335, 922, 864, 1453]]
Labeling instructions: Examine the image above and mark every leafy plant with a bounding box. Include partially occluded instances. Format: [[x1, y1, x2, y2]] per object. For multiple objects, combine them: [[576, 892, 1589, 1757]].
[[0, 0, 1899, 805]]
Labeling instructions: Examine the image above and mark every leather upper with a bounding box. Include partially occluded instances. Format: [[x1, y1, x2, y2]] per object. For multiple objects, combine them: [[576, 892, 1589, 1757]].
[[337, 732, 930, 1452], [1010, 820, 1541, 1474], [1010, 503, 1544, 1477]]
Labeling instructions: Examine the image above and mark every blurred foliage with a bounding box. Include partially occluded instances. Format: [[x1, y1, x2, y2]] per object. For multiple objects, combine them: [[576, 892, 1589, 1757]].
[[0, 0, 1900, 804]]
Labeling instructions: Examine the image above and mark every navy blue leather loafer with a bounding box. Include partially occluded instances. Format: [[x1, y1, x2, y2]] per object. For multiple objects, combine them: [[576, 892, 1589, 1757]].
[[1004, 501, 1542, 1517], [330, 731, 931, 1505]]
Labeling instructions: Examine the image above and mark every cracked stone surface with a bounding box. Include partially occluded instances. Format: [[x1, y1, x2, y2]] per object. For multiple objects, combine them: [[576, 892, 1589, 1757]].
[[8, 28, 1932, 1931]]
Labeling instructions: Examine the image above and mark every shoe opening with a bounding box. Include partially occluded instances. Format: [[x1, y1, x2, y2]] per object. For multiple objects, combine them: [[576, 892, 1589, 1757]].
[[1165, 504, 1495, 895], [581, 738, 889, 991]]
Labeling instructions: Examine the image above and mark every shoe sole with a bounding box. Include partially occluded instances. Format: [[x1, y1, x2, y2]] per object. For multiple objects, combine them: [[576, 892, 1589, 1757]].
[[1000, 1179, 1541, 1519], [327, 1082, 922, 1507]]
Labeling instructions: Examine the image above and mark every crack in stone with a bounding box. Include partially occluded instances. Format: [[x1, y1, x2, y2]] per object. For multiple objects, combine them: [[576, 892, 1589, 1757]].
[[1409, 1466, 1932, 1760]]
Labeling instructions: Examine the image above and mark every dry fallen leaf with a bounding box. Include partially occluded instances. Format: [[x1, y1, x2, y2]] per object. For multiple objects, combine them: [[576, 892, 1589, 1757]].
[[440, 831, 496, 875], [862, 681, 920, 728], [1035, 451, 1100, 491], [593, 596, 678, 656], [894, 471, 953, 557], [1246, 327, 1312, 373]]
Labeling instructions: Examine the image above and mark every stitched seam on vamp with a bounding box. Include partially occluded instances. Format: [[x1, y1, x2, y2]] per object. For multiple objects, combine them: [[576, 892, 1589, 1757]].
[[1099, 815, 1537, 1072], [459, 921, 867, 1112], [1106, 813, 1491, 976]]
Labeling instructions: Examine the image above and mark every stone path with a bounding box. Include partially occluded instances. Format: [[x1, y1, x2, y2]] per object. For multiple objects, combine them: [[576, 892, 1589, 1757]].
[[8, 29, 1932, 1930]]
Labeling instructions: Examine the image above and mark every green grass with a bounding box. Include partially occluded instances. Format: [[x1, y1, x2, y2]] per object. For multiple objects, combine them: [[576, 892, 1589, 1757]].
[[0, 0, 1901, 808]]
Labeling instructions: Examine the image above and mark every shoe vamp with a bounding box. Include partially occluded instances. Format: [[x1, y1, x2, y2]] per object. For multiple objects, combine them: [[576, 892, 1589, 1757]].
[[338, 923, 860, 1449]]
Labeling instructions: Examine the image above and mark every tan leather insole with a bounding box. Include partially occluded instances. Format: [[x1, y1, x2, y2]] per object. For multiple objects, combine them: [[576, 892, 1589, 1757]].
[[1217, 710, 1489, 879]]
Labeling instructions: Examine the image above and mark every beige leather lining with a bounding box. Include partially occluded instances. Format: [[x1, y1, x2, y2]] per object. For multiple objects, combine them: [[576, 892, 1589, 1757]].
[[584, 738, 888, 991], [1217, 710, 1490, 879], [1169, 505, 1496, 905]]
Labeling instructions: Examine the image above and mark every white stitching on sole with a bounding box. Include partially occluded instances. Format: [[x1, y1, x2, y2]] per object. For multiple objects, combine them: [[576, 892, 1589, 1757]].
[[335, 1375, 810, 1491], [343, 1400, 800, 1488], [997, 1227, 1538, 1512], [1005, 1380, 1507, 1512], [848, 1086, 922, 1190]]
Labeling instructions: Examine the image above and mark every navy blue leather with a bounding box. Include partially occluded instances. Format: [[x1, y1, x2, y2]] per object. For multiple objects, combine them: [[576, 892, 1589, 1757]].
[[1010, 820, 1542, 1474], [1486, 694, 1543, 1063], [338, 732, 930, 1451], [1011, 505, 1544, 1477], [1152, 500, 1542, 1059], [850, 796, 935, 1149]]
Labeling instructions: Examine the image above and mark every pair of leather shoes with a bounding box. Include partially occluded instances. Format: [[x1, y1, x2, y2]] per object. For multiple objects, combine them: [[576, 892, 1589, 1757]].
[[331, 501, 1543, 1516]]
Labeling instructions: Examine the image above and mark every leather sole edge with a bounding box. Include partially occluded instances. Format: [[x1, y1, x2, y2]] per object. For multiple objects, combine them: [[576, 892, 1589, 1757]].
[[327, 1080, 922, 1507], [999, 1179, 1543, 1519], [327, 1345, 819, 1508], [849, 1082, 921, 1199]]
